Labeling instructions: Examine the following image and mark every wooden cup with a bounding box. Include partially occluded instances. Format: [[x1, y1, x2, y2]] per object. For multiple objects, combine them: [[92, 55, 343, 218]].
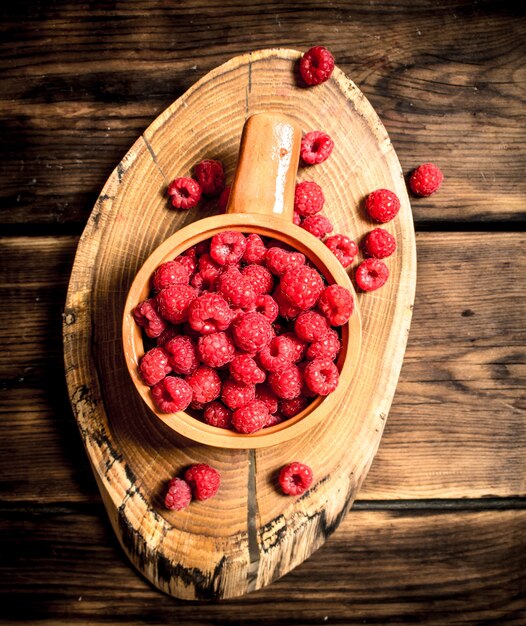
[[122, 112, 361, 448]]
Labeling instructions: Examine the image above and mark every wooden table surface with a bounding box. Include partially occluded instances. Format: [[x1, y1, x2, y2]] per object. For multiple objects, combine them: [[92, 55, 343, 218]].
[[1, 1, 525, 624]]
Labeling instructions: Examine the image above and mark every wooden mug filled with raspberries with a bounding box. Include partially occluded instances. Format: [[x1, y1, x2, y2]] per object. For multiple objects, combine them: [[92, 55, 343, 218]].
[[123, 112, 362, 448]]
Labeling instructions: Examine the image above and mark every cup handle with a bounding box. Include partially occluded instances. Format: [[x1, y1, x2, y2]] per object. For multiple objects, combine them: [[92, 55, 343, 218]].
[[226, 112, 301, 222]]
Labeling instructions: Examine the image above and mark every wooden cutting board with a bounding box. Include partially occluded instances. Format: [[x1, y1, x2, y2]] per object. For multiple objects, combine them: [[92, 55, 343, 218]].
[[63, 48, 416, 600]]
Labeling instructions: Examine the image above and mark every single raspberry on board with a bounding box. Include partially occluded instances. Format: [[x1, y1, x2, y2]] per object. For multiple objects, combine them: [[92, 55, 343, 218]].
[[232, 400, 269, 434], [133, 298, 167, 338], [324, 234, 358, 268], [294, 181, 325, 217], [259, 335, 295, 373], [193, 159, 225, 197], [363, 228, 396, 259], [188, 292, 232, 334], [365, 188, 400, 223], [242, 264, 274, 295], [210, 230, 246, 265], [185, 464, 221, 501], [164, 335, 199, 375], [218, 267, 256, 309], [301, 214, 334, 239], [265, 247, 305, 277], [186, 365, 221, 404], [281, 332, 307, 362], [229, 354, 266, 385], [300, 130, 334, 165], [151, 376, 193, 412], [164, 477, 192, 511], [317, 284, 354, 326], [269, 365, 303, 399], [294, 310, 330, 342], [156, 284, 197, 324], [216, 185, 231, 211], [355, 258, 389, 291], [197, 331, 236, 368], [152, 260, 189, 292], [221, 378, 256, 410], [279, 396, 308, 418], [139, 347, 171, 386], [203, 401, 232, 429], [252, 294, 279, 323], [409, 162, 444, 196], [279, 461, 313, 496], [303, 358, 339, 396], [279, 265, 325, 310], [167, 177, 202, 210], [307, 328, 341, 361], [255, 384, 279, 414], [232, 312, 274, 353], [299, 46, 335, 86], [242, 233, 267, 265]]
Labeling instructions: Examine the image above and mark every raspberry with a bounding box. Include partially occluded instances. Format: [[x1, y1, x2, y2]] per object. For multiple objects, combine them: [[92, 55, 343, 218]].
[[363, 227, 396, 259], [175, 254, 197, 279], [232, 400, 269, 434], [307, 328, 341, 361], [188, 292, 232, 334], [152, 260, 189, 292], [203, 401, 232, 429], [365, 188, 400, 223], [229, 354, 266, 385], [300, 131, 334, 165], [217, 185, 231, 212], [265, 247, 305, 277], [294, 310, 330, 342], [242, 234, 267, 265], [165, 336, 199, 375], [139, 347, 171, 386], [293, 211, 302, 226], [279, 461, 313, 496], [355, 258, 389, 291], [168, 177, 202, 210], [281, 332, 307, 362], [185, 463, 220, 501], [264, 412, 283, 428], [164, 477, 192, 511], [210, 230, 246, 266], [156, 324, 181, 347], [242, 264, 274, 295], [301, 214, 334, 239], [186, 366, 221, 404], [218, 267, 256, 308], [259, 335, 294, 372], [196, 253, 223, 289], [279, 396, 308, 418], [151, 376, 193, 412], [232, 312, 274, 353], [273, 288, 302, 320], [133, 298, 167, 339], [324, 234, 358, 268], [303, 358, 339, 396], [299, 46, 335, 86], [221, 378, 256, 410], [279, 265, 324, 310], [317, 284, 354, 326], [294, 181, 324, 217], [197, 331, 236, 368], [255, 384, 279, 414], [193, 159, 225, 197], [229, 306, 245, 324], [156, 284, 197, 324], [409, 162, 444, 196], [269, 365, 302, 399]]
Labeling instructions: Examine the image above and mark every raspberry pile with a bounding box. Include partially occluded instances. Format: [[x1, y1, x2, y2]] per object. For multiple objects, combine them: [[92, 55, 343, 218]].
[[134, 232, 354, 434], [164, 463, 221, 510]]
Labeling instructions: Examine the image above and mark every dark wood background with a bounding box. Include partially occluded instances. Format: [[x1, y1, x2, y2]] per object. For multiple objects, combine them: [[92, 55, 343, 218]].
[[1, 1, 525, 624]]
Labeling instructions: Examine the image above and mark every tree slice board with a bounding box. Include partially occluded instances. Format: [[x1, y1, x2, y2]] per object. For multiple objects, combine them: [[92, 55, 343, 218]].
[[63, 48, 416, 600]]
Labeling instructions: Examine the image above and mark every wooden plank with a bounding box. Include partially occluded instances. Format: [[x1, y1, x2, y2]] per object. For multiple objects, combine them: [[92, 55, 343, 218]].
[[1, 2, 525, 226], [0, 231, 524, 502], [1, 507, 525, 623]]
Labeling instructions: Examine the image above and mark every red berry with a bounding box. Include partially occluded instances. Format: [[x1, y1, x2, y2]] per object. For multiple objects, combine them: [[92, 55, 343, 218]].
[[139, 347, 171, 386], [307, 328, 341, 361], [164, 336, 199, 375], [317, 284, 354, 326], [293, 211, 302, 226], [294, 310, 330, 342], [255, 384, 279, 414], [410, 162, 444, 196], [265, 247, 305, 276], [186, 365, 221, 404], [259, 335, 295, 372], [152, 376, 193, 412], [232, 400, 269, 434], [185, 464, 220, 501], [210, 230, 246, 266], [168, 177, 202, 210], [230, 354, 266, 385], [355, 258, 389, 291], [203, 402, 232, 429], [193, 253, 223, 290], [279, 265, 325, 310], [264, 412, 283, 428], [217, 185, 231, 211], [303, 358, 339, 396], [281, 332, 307, 363], [218, 267, 256, 309], [193, 159, 225, 197], [133, 298, 167, 339], [197, 331, 236, 368], [156, 324, 181, 347], [188, 292, 232, 334], [242, 234, 267, 265], [365, 188, 400, 223], [269, 365, 302, 399], [242, 264, 274, 295], [232, 312, 274, 353], [175, 254, 197, 279], [299, 46, 335, 86], [301, 214, 334, 239], [221, 378, 256, 410], [279, 461, 313, 496], [152, 260, 189, 292], [156, 284, 197, 324], [279, 396, 308, 418], [324, 234, 358, 268], [164, 477, 192, 511], [363, 228, 396, 259], [273, 288, 302, 320], [300, 131, 334, 165], [294, 181, 325, 217]]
